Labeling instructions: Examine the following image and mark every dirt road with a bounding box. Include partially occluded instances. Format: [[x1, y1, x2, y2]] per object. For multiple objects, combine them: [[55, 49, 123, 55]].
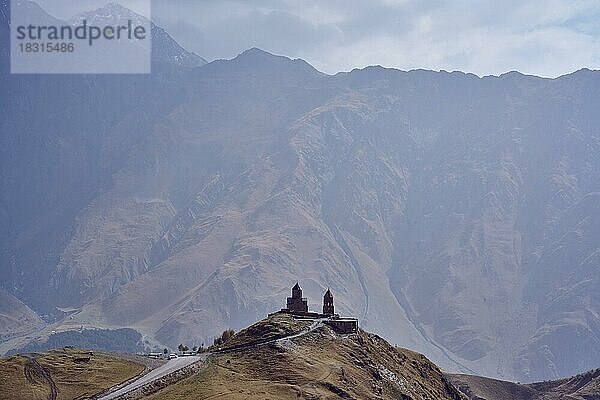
[[24, 356, 58, 400]]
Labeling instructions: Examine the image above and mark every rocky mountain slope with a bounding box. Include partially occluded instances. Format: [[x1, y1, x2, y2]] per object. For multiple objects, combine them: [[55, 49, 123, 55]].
[[1, 3, 599, 382], [0, 289, 43, 342]]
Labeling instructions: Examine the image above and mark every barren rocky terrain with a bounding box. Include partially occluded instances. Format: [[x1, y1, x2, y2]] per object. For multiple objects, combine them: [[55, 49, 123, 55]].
[[1, 1, 599, 382]]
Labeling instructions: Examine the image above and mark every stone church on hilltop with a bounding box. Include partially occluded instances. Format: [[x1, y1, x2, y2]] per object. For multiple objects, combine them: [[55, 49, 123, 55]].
[[286, 282, 308, 313], [276, 282, 358, 334]]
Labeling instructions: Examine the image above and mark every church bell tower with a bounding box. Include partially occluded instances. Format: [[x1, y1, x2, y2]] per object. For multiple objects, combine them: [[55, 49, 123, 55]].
[[323, 289, 334, 315]]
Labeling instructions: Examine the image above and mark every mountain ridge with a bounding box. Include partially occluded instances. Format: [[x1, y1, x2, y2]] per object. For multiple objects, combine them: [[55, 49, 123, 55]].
[[448, 368, 600, 399], [1, 22, 599, 383]]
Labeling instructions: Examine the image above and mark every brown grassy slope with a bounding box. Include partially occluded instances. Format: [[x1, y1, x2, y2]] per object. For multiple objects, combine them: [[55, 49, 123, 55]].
[[0, 347, 145, 400], [217, 313, 311, 349], [151, 322, 466, 400], [528, 368, 600, 399], [447, 374, 538, 400], [447, 368, 600, 400]]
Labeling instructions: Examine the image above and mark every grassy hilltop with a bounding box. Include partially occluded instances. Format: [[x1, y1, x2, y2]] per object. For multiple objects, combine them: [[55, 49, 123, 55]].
[[150, 313, 465, 400], [0, 347, 146, 400]]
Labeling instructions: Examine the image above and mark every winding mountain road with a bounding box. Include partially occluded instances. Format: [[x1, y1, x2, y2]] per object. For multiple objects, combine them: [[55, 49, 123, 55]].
[[97, 355, 205, 400], [97, 319, 325, 399]]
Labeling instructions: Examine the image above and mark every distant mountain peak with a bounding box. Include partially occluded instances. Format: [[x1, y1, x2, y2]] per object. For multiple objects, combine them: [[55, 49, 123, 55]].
[[103, 1, 129, 10], [227, 47, 323, 77], [96, 2, 140, 16], [235, 47, 287, 62], [239, 47, 274, 57], [69, 2, 148, 26], [67, 2, 206, 68]]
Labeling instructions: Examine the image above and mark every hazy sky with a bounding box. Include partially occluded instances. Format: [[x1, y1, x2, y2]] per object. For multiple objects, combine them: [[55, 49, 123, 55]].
[[35, 0, 600, 77]]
